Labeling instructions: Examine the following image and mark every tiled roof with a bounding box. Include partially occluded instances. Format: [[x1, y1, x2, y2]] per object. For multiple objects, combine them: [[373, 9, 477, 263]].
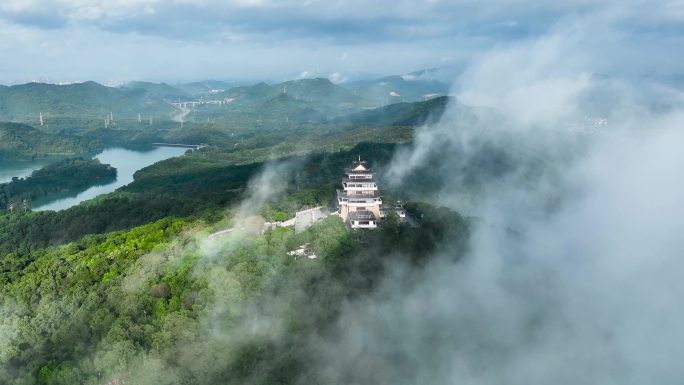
[[349, 210, 377, 221]]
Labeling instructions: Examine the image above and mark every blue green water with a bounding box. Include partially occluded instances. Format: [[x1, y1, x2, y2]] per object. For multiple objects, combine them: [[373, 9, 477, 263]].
[[0, 146, 188, 211]]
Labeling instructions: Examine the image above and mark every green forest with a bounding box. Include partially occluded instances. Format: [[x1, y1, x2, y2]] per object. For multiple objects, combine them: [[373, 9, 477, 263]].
[[0, 78, 483, 384], [0, 123, 101, 161], [0, 203, 468, 384], [0, 142, 471, 384], [0, 158, 116, 211]]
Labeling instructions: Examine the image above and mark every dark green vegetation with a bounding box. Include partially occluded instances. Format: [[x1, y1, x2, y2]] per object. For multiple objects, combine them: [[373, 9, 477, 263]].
[[0, 123, 101, 160], [0, 135, 522, 385], [0, 158, 116, 211], [0, 120, 513, 259], [0, 143, 397, 257], [0, 122, 515, 384], [0, 204, 469, 385], [0, 74, 482, 385]]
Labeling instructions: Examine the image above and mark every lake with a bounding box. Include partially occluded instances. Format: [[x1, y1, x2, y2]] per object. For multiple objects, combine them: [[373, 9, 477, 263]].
[[0, 146, 188, 211], [0, 160, 50, 184]]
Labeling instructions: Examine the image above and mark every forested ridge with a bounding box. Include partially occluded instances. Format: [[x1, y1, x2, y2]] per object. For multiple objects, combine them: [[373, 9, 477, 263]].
[[0, 142, 399, 257], [0, 123, 101, 161], [0, 89, 487, 384], [0, 158, 116, 210], [0, 198, 468, 384]]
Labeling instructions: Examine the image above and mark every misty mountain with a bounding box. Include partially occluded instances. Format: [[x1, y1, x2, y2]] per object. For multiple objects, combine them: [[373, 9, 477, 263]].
[[193, 78, 365, 125], [198, 76, 449, 126], [276, 78, 362, 116], [279, 78, 357, 102], [337, 96, 452, 127], [219, 82, 277, 102], [0, 76, 451, 133], [255, 93, 325, 122], [218, 78, 358, 108], [345, 74, 451, 105], [120, 81, 190, 101], [177, 80, 252, 97], [402, 65, 465, 83], [0, 81, 174, 123]]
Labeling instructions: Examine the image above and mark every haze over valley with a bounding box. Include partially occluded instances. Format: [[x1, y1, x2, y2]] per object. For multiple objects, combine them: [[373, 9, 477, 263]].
[[1, 1, 683, 384]]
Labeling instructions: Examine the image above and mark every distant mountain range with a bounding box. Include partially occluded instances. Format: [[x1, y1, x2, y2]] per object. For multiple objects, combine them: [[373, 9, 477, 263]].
[[0, 71, 452, 132], [120, 81, 191, 100], [335, 96, 452, 128], [175, 80, 250, 96]]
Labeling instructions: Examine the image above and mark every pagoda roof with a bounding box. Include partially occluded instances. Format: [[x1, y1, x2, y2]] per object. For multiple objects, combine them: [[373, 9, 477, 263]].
[[338, 191, 379, 199], [349, 210, 377, 221], [342, 178, 377, 184], [344, 168, 374, 174], [345, 157, 374, 173]]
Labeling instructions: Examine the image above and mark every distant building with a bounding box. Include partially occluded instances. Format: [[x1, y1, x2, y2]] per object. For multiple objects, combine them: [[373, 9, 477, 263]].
[[287, 243, 317, 259], [338, 157, 382, 229], [394, 200, 407, 218]]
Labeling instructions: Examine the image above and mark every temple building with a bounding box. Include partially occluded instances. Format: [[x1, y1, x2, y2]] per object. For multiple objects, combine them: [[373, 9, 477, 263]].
[[338, 157, 382, 229]]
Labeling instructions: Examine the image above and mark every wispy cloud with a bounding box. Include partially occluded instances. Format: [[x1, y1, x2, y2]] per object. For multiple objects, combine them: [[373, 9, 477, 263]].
[[319, 3, 684, 384]]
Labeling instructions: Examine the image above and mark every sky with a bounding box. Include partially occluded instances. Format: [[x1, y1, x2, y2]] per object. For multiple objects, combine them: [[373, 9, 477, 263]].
[[0, 0, 683, 84]]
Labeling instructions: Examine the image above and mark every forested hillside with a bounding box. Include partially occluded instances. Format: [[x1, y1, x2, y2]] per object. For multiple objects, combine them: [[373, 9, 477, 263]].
[[0, 206, 468, 384], [0, 75, 467, 385], [335, 96, 452, 127], [0, 82, 174, 123], [0, 143, 397, 257], [0, 159, 116, 210], [0, 123, 101, 160], [0, 136, 472, 385]]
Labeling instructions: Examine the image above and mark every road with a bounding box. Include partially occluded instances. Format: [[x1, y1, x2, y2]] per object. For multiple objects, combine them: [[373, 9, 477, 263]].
[[295, 207, 328, 233], [172, 107, 190, 123]]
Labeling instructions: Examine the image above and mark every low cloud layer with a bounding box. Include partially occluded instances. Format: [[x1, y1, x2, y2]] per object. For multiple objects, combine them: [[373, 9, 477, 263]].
[[323, 120, 684, 384], [314, 5, 684, 384]]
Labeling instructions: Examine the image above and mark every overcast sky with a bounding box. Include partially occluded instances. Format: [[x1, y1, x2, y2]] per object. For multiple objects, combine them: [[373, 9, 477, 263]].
[[0, 0, 682, 84]]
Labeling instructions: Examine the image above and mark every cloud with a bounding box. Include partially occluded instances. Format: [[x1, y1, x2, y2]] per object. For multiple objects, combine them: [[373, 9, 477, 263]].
[[312, 3, 684, 384], [328, 71, 347, 84], [0, 0, 679, 44], [102, 157, 304, 383], [0, 0, 682, 82]]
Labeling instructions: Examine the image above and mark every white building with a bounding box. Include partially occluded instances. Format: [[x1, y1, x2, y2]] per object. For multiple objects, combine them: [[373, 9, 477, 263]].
[[338, 157, 382, 229]]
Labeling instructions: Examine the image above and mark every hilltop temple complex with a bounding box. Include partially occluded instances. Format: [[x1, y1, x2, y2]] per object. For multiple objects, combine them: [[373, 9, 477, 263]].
[[338, 157, 383, 229]]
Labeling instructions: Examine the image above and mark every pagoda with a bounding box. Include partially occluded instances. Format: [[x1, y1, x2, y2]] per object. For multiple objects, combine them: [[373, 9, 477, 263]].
[[338, 157, 382, 229]]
